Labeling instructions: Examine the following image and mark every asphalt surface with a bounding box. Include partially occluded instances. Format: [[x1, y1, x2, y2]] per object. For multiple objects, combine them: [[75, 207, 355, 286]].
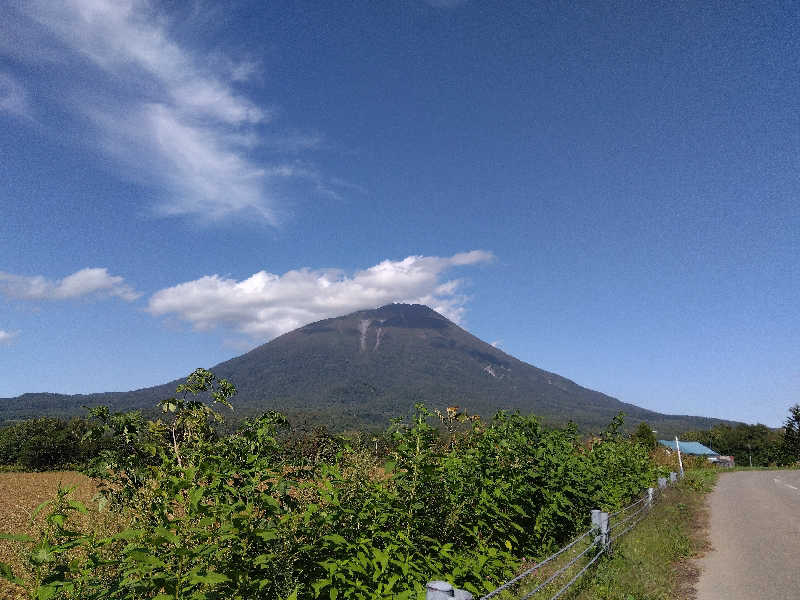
[[695, 470, 800, 599]]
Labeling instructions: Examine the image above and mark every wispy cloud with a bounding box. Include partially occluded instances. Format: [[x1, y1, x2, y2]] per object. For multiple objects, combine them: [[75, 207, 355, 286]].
[[0, 330, 19, 345], [148, 250, 494, 340], [0, 268, 140, 301], [0, 72, 31, 118], [7, 0, 328, 224]]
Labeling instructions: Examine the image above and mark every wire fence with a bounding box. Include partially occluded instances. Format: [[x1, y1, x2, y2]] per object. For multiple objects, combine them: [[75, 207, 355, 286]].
[[425, 471, 682, 600]]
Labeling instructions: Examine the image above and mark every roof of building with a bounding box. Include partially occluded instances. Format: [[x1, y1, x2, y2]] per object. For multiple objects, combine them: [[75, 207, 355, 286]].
[[658, 440, 718, 455]]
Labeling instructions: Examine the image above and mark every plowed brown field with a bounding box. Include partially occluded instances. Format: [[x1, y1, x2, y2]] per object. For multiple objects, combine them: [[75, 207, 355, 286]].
[[0, 471, 99, 600]]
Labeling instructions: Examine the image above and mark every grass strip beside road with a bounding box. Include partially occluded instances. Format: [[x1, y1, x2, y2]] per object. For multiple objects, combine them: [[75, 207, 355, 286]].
[[563, 469, 717, 600]]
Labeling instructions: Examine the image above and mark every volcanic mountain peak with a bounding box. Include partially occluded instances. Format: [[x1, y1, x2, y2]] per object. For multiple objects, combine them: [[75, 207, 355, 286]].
[[0, 303, 737, 435]]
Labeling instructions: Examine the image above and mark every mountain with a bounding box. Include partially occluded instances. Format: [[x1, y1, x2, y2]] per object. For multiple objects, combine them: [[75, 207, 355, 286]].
[[0, 304, 735, 435]]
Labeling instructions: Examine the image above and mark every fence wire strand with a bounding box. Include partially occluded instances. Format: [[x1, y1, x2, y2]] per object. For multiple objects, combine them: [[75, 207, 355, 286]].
[[473, 474, 681, 600], [478, 527, 596, 600], [608, 495, 646, 518], [547, 548, 604, 600], [608, 503, 648, 532], [609, 513, 648, 544], [518, 539, 599, 600]]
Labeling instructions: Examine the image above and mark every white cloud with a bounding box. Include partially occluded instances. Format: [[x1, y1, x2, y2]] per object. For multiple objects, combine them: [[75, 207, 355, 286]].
[[148, 251, 494, 340], [9, 0, 326, 224], [0, 268, 140, 301], [27, 1, 264, 124], [0, 330, 19, 345]]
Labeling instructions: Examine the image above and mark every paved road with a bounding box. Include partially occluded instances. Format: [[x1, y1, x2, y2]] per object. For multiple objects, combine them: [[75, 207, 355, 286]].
[[695, 470, 800, 599]]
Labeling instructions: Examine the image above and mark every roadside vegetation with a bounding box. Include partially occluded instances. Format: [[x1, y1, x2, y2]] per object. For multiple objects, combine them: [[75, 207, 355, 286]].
[[563, 469, 716, 600], [0, 369, 795, 600], [679, 402, 800, 468], [681, 423, 786, 467], [0, 369, 662, 600]]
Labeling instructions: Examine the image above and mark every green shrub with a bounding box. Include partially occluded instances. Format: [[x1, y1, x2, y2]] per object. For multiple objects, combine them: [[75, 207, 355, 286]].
[[1, 370, 658, 600], [0, 417, 103, 471]]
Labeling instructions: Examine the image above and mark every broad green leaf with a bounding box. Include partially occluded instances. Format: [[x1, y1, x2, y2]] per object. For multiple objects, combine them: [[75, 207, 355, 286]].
[[323, 534, 347, 546], [256, 529, 278, 541], [67, 499, 88, 514], [36, 584, 59, 600], [48, 514, 65, 528], [311, 579, 330, 596], [153, 527, 180, 545], [189, 486, 204, 511], [127, 550, 167, 568], [29, 546, 54, 565], [30, 499, 52, 521], [113, 529, 144, 540], [253, 553, 274, 566], [188, 571, 230, 585]]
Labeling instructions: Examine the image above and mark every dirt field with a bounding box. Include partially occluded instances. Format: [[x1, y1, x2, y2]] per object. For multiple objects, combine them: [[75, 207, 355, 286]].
[[0, 471, 99, 600]]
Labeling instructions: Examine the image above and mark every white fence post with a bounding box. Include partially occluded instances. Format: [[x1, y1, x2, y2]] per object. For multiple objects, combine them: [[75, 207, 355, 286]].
[[592, 509, 610, 553], [647, 487, 654, 509], [426, 581, 473, 600], [591, 508, 602, 533]]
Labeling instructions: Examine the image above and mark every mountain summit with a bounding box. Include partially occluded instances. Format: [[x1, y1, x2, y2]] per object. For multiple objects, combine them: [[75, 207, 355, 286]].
[[1, 304, 732, 434]]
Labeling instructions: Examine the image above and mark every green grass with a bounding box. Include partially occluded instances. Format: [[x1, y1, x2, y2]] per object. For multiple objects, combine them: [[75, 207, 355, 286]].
[[559, 469, 717, 600], [723, 464, 800, 472]]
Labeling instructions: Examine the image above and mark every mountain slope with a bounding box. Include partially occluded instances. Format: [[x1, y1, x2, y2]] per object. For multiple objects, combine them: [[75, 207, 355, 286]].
[[0, 304, 734, 435]]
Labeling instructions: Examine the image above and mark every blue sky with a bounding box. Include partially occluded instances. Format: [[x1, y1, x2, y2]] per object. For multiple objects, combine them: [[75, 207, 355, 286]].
[[1, 0, 797, 427]]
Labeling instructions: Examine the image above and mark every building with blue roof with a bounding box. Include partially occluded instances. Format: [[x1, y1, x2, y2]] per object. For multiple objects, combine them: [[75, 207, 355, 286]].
[[658, 440, 735, 467], [658, 440, 718, 455]]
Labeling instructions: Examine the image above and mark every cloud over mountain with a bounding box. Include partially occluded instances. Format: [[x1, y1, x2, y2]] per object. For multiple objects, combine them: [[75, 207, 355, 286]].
[[148, 251, 494, 340]]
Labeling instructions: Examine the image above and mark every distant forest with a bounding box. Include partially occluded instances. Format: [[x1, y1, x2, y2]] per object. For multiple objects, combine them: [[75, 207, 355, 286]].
[[2, 400, 797, 473]]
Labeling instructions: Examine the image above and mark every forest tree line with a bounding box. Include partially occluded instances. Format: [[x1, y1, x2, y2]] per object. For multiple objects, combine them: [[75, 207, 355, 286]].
[[2, 402, 799, 472]]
